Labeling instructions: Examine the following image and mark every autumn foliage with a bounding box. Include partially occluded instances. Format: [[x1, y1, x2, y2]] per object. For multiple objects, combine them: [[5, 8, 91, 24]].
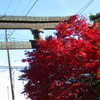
[[21, 15, 100, 100]]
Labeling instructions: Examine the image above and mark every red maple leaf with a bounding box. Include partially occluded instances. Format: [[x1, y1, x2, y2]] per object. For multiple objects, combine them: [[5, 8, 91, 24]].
[[20, 15, 100, 100]]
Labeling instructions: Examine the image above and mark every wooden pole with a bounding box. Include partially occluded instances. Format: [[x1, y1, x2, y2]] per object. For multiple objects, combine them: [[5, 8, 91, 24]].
[[5, 29, 15, 100]]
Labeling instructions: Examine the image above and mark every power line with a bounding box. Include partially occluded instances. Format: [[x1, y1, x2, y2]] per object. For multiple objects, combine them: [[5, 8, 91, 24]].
[[13, 0, 22, 15], [5, 0, 13, 15], [25, 0, 38, 16], [7, 0, 23, 38], [8, 0, 39, 38], [21, 0, 32, 15], [8, 30, 15, 39], [77, 0, 94, 15]]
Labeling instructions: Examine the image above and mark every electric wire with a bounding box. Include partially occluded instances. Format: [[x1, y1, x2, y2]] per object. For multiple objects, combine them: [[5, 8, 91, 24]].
[[21, 0, 32, 15], [7, 0, 22, 38], [10, 36, 32, 39], [25, 0, 38, 16], [5, 0, 13, 15], [5, 0, 20, 38], [8, 30, 15, 39], [77, 0, 94, 15], [79, 0, 94, 15], [8, 0, 39, 38], [13, 0, 22, 15], [9, 34, 33, 41]]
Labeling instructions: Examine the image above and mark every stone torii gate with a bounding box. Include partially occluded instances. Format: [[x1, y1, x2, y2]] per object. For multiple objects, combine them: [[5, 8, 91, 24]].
[[0, 15, 70, 49], [0, 15, 71, 100]]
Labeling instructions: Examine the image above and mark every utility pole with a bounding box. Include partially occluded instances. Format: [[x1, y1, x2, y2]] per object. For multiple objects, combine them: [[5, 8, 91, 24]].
[[5, 29, 15, 100], [7, 86, 9, 100]]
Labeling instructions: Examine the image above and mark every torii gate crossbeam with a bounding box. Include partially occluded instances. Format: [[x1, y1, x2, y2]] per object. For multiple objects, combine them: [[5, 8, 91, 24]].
[[0, 15, 70, 29], [0, 15, 70, 49]]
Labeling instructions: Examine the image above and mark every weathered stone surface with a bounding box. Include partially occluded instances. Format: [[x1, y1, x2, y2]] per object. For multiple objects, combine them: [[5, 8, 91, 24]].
[[0, 16, 70, 22], [0, 22, 59, 29], [0, 15, 71, 49], [0, 16, 70, 29], [0, 42, 32, 49]]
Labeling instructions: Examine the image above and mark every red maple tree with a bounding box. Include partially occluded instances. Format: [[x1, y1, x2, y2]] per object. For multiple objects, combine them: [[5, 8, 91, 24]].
[[21, 15, 100, 100]]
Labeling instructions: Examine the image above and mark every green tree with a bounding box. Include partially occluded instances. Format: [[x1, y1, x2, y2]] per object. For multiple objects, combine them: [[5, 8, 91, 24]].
[[89, 12, 100, 28]]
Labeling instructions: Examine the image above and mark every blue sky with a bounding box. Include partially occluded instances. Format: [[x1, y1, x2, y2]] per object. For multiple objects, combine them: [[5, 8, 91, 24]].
[[0, 0, 99, 67], [0, 0, 99, 16], [0, 0, 100, 100]]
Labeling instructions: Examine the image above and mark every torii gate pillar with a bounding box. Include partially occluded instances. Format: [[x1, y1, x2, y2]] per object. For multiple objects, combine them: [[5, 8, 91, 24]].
[[31, 29, 44, 40]]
